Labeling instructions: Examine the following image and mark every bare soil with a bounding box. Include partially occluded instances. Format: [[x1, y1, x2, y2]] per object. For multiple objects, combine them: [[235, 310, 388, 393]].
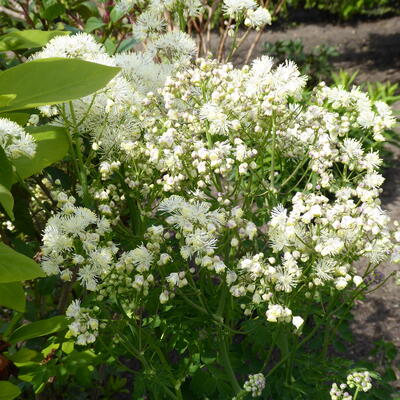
[[231, 15, 400, 84]]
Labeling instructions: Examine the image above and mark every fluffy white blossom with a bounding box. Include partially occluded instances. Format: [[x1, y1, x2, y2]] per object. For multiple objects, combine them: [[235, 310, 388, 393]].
[[245, 7, 272, 29], [41, 199, 113, 291], [223, 0, 257, 18], [66, 300, 99, 345], [0, 118, 36, 159]]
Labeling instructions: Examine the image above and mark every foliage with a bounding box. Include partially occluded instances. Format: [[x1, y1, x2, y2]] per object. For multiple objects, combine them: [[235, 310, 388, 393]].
[[332, 69, 400, 105], [0, 32, 118, 399], [263, 39, 338, 86], [331, 69, 400, 152], [286, 0, 399, 20]]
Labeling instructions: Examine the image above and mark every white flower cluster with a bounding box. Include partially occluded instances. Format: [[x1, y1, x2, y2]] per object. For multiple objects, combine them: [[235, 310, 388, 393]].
[[243, 373, 266, 397], [318, 84, 396, 142], [41, 194, 114, 291], [32, 33, 194, 154], [37, 34, 398, 353], [159, 195, 225, 263], [117, 57, 308, 196], [330, 383, 352, 400], [347, 371, 373, 392], [330, 371, 373, 399], [244, 7, 272, 29], [0, 117, 36, 159], [223, 0, 256, 19], [59, 55, 395, 327], [66, 300, 99, 346]]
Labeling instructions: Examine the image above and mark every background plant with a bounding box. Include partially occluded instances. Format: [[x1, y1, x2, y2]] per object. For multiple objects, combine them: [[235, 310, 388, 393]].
[[0, 1, 399, 399], [263, 39, 339, 86]]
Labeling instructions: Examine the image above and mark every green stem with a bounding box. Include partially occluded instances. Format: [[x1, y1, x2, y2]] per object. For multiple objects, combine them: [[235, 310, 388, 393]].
[[218, 332, 242, 394], [353, 387, 360, 400], [215, 285, 241, 395], [68, 101, 91, 207], [270, 116, 276, 189], [226, 22, 240, 62]]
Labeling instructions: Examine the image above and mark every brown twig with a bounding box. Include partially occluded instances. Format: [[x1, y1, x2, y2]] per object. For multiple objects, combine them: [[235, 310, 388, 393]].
[[244, 28, 264, 64]]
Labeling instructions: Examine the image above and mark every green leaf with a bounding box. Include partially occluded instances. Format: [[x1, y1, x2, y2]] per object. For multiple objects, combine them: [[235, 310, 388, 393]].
[[190, 369, 217, 396], [0, 30, 69, 52], [0, 242, 44, 283], [12, 125, 69, 181], [0, 381, 21, 400], [0, 112, 30, 125], [85, 17, 106, 33], [110, 7, 125, 23], [0, 183, 14, 219], [62, 341, 74, 354], [8, 316, 69, 344], [0, 281, 25, 312], [73, 1, 100, 18], [0, 94, 16, 107], [8, 347, 39, 364], [42, 3, 66, 21], [0, 58, 120, 112], [117, 37, 138, 53]]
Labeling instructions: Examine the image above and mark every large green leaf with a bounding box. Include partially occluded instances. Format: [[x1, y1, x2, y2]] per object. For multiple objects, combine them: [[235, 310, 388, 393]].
[[0, 242, 44, 283], [0, 281, 25, 312], [8, 316, 69, 344], [0, 381, 21, 400], [12, 125, 69, 181], [0, 183, 14, 219], [0, 30, 69, 52], [0, 58, 120, 112], [0, 94, 16, 107], [0, 112, 30, 125]]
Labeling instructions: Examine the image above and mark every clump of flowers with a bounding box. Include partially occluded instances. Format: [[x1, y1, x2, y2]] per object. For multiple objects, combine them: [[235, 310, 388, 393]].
[[330, 371, 374, 399], [0, 117, 36, 159], [347, 371, 373, 392], [243, 373, 266, 397], [41, 193, 114, 289], [66, 300, 99, 346], [32, 31, 399, 399]]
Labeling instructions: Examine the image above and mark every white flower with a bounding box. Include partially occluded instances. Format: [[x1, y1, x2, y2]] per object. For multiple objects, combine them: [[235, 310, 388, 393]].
[[334, 277, 348, 290], [66, 300, 81, 318], [0, 118, 36, 159], [159, 290, 170, 304], [266, 304, 292, 323], [347, 371, 373, 392], [292, 316, 304, 330], [223, 0, 256, 18], [245, 7, 271, 29], [132, 9, 166, 41], [245, 221, 257, 240], [152, 31, 196, 63], [32, 33, 108, 63], [200, 103, 232, 135], [353, 275, 363, 287], [127, 245, 154, 272], [226, 270, 238, 285], [78, 265, 98, 291]]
